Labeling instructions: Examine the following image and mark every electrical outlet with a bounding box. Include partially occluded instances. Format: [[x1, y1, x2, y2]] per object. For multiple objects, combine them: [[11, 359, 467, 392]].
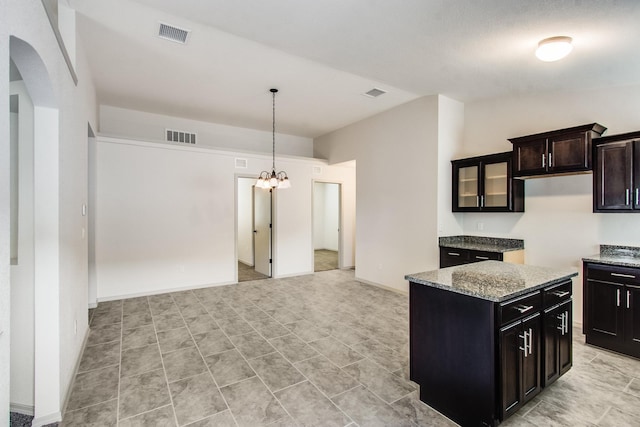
[[477, 222, 484, 231]]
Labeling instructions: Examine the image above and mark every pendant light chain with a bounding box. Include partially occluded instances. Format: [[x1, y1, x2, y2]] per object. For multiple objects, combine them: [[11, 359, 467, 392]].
[[272, 89, 276, 171], [256, 88, 291, 190]]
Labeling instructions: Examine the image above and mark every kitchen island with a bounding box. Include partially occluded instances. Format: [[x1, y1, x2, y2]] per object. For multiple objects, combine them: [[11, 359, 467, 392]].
[[406, 261, 577, 426]]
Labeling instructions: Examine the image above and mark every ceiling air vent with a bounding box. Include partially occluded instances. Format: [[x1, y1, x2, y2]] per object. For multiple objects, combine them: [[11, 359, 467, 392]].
[[363, 88, 387, 98], [158, 23, 190, 44], [166, 129, 197, 144]]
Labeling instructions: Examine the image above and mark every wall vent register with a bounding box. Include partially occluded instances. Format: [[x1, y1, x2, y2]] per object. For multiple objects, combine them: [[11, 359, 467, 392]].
[[166, 129, 197, 144], [158, 23, 190, 44]]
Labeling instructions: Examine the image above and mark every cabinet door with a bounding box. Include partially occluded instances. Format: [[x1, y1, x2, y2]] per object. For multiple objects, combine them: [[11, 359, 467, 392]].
[[521, 313, 541, 402], [634, 141, 640, 210], [483, 160, 509, 209], [513, 140, 547, 176], [586, 279, 624, 348], [542, 305, 560, 386], [625, 284, 640, 357], [558, 301, 573, 377], [499, 320, 522, 419], [548, 133, 590, 172], [452, 162, 480, 211], [595, 141, 633, 211]]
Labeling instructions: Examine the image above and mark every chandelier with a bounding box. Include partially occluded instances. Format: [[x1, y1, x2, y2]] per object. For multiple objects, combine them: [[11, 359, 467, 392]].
[[256, 88, 291, 189]]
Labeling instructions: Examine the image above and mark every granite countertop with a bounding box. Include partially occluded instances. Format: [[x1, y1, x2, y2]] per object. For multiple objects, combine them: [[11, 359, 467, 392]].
[[439, 236, 524, 253], [582, 245, 640, 268], [405, 261, 577, 302]]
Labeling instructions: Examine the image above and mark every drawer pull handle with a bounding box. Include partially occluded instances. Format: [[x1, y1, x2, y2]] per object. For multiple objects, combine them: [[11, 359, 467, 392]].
[[551, 290, 570, 298], [611, 273, 635, 279], [617, 289, 621, 307], [628, 290, 631, 309], [447, 252, 460, 256], [514, 304, 534, 314], [475, 256, 490, 260]]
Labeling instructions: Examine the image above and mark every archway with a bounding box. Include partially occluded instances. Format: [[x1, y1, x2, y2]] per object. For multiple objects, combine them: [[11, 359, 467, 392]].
[[9, 35, 62, 425]]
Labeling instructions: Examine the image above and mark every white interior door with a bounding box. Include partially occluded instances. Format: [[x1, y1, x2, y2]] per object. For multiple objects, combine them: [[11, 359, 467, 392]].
[[253, 186, 272, 277]]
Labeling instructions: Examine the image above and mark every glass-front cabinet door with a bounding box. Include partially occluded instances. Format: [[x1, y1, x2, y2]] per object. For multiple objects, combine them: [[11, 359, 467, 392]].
[[458, 165, 479, 208], [483, 161, 508, 208], [452, 152, 524, 212]]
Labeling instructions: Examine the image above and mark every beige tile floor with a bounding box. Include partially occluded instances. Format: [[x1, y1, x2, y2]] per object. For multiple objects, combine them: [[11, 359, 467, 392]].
[[314, 249, 339, 272], [61, 269, 640, 426], [237, 261, 269, 282]]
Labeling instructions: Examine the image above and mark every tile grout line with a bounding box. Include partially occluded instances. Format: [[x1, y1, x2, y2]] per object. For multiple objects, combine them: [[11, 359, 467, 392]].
[[203, 294, 301, 426], [170, 290, 241, 427], [148, 296, 181, 427]]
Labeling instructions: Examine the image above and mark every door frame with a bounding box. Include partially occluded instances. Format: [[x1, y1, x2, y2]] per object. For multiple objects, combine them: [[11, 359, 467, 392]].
[[311, 180, 343, 271], [235, 175, 273, 281]]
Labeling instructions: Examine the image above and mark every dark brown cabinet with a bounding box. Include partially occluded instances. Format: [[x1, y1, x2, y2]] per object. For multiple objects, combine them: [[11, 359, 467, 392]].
[[584, 262, 640, 358], [452, 151, 524, 212], [593, 132, 640, 212], [509, 123, 606, 178], [439, 246, 502, 268], [543, 299, 572, 387], [499, 312, 541, 419]]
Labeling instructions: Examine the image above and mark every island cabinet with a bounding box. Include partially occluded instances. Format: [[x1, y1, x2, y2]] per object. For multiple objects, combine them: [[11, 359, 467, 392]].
[[406, 262, 576, 426], [593, 131, 640, 212], [509, 123, 606, 178], [584, 262, 640, 358], [452, 151, 524, 212], [541, 281, 573, 387], [498, 295, 542, 420]]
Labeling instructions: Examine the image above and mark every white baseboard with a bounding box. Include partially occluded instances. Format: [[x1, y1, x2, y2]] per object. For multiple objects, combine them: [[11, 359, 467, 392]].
[[355, 276, 408, 295], [97, 280, 238, 302], [31, 411, 62, 427], [10, 402, 34, 416], [60, 326, 91, 417]]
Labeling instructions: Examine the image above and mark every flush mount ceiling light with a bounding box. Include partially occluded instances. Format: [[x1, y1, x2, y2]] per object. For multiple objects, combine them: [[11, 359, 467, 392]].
[[256, 89, 291, 190], [535, 36, 573, 62]]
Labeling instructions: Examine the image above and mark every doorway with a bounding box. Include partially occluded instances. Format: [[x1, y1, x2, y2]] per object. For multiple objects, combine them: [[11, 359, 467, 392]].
[[313, 182, 341, 272], [237, 177, 272, 282]]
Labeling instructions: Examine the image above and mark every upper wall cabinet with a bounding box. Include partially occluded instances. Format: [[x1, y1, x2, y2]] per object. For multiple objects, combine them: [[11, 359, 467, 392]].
[[509, 123, 607, 178], [593, 131, 640, 212], [452, 151, 524, 212]]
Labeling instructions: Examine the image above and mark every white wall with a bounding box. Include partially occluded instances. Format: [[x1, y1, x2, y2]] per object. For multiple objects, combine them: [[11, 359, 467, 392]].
[[5, 0, 99, 424], [10, 80, 36, 413], [0, 0, 10, 416], [237, 178, 254, 266], [94, 136, 356, 300], [99, 105, 314, 157], [313, 182, 340, 251], [461, 84, 640, 324], [314, 96, 442, 292], [437, 96, 465, 237]]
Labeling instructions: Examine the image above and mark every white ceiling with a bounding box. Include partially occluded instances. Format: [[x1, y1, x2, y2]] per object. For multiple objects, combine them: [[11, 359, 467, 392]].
[[71, 0, 640, 138]]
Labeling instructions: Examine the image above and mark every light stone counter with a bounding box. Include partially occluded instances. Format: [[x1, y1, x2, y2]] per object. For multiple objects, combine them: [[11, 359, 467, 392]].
[[405, 260, 577, 302], [582, 244, 640, 269]]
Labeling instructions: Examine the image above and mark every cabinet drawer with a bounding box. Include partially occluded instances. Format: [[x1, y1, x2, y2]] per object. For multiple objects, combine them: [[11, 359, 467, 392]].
[[440, 247, 469, 268], [543, 280, 572, 309], [469, 250, 503, 262], [499, 291, 542, 327], [586, 263, 640, 286]]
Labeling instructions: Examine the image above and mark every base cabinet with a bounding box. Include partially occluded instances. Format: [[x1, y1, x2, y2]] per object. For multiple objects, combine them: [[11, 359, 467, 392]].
[[584, 262, 640, 358], [410, 279, 572, 426], [543, 300, 572, 386], [499, 313, 541, 419]]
